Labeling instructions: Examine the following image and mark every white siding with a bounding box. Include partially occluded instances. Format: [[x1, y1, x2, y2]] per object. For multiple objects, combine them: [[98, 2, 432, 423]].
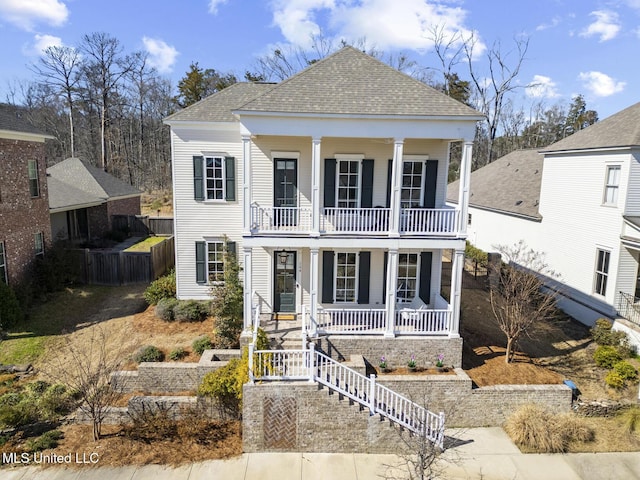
[[614, 246, 638, 297], [624, 151, 640, 216]]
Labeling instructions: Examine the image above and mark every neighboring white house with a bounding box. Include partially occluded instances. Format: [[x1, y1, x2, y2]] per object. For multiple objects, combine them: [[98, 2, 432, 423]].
[[448, 102, 640, 345], [164, 46, 481, 366]]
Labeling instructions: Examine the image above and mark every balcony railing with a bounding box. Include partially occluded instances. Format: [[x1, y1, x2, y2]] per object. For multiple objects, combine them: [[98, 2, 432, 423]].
[[616, 291, 640, 327], [249, 203, 460, 236]]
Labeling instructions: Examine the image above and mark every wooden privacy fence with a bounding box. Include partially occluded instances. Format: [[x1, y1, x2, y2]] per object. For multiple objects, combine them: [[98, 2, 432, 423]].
[[71, 236, 175, 285], [112, 215, 174, 236]]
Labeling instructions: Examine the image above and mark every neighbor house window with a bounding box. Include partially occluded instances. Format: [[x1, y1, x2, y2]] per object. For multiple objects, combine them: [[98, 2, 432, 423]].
[[336, 160, 360, 208], [28, 160, 40, 197], [0, 242, 7, 284], [205, 156, 225, 200], [207, 241, 225, 283], [335, 252, 358, 302], [594, 248, 610, 296], [603, 165, 621, 205], [401, 161, 424, 208], [397, 253, 418, 302], [34, 232, 44, 257]]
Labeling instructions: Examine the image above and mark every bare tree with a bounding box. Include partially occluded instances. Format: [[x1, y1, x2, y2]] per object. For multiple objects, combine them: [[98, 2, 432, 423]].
[[489, 241, 559, 363]]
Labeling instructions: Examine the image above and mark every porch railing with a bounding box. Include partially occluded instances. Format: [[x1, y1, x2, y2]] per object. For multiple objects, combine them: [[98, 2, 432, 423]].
[[250, 204, 312, 233], [314, 308, 387, 334], [395, 309, 452, 335], [400, 208, 458, 235], [616, 291, 640, 327], [249, 345, 445, 448], [321, 207, 390, 234]]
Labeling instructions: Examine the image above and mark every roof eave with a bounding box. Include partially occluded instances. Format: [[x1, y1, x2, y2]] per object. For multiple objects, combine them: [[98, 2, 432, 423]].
[[232, 109, 484, 122], [541, 145, 639, 155], [459, 201, 542, 222], [0, 129, 55, 142]]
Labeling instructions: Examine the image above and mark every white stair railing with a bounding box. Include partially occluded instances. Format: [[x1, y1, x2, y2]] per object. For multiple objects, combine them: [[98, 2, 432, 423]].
[[251, 345, 445, 447]]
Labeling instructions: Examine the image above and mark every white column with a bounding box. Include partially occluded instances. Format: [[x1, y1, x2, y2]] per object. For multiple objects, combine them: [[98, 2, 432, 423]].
[[243, 246, 253, 332], [311, 137, 322, 236], [449, 248, 464, 338], [309, 247, 319, 336], [385, 249, 398, 337], [458, 141, 473, 236], [389, 139, 404, 237], [242, 134, 252, 235]]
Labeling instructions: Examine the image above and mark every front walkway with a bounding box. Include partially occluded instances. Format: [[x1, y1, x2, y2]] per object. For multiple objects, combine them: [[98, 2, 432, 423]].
[[4, 428, 639, 480]]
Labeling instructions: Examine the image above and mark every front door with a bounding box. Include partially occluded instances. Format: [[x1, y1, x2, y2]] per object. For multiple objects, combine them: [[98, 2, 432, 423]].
[[274, 159, 297, 226], [274, 251, 296, 312]]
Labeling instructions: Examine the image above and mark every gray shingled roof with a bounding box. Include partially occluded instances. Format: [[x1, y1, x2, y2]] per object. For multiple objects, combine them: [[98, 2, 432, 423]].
[[448, 149, 543, 219], [164, 82, 275, 123], [237, 46, 481, 117], [542, 101, 640, 153], [0, 103, 50, 136], [47, 157, 141, 211]]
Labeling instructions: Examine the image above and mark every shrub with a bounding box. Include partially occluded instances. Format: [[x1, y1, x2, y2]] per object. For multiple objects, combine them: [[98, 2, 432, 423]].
[[613, 361, 638, 382], [591, 318, 628, 346], [26, 430, 63, 452], [169, 347, 187, 361], [465, 241, 488, 266], [144, 269, 176, 305], [155, 297, 178, 321], [619, 405, 640, 435], [605, 370, 626, 389], [210, 245, 243, 348], [134, 345, 164, 363], [199, 358, 243, 419], [0, 281, 23, 329], [192, 336, 213, 355], [174, 300, 209, 322], [0, 381, 74, 428], [593, 345, 623, 368]]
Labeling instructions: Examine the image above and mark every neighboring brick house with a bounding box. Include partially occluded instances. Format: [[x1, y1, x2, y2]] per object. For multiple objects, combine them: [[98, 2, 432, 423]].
[[0, 104, 54, 287], [47, 157, 142, 243]]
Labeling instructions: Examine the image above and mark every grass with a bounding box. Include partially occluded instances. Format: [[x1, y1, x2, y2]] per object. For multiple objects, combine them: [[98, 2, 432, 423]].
[[124, 236, 166, 252]]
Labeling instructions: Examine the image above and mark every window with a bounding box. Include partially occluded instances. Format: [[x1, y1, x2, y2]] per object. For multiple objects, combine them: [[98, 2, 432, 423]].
[[335, 252, 358, 302], [397, 253, 418, 302], [28, 160, 40, 197], [34, 232, 44, 257], [0, 242, 7, 284], [205, 156, 225, 200], [603, 165, 621, 205], [207, 241, 225, 283], [468, 214, 472, 225], [594, 249, 610, 296], [337, 160, 360, 208], [401, 161, 424, 208]]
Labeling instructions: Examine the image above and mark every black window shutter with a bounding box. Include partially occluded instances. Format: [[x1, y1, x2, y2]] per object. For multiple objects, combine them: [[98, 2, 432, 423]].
[[419, 251, 433, 304], [361, 160, 374, 208], [382, 251, 388, 304], [423, 160, 438, 208], [358, 251, 371, 304], [193, 156, 204, 201], [195, 241, 206, 283], [386, 159, 393, 208], [226, 241, 236, 258], [324, 159, 336, 208], [225, 156, 236, 201], [322, 251, 334, 303]]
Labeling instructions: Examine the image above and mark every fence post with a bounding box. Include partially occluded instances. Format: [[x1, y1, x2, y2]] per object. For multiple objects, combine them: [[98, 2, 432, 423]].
[[307, 342, 315, 383], [248, 343, 255, 384], [368, 374, 376, 414]]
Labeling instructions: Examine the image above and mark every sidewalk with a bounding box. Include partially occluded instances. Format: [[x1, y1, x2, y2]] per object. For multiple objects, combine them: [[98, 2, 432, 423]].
[[2, 428, 639, 480]]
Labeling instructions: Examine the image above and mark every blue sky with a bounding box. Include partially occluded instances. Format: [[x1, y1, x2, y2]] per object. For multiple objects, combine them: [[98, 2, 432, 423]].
[[0, 0, 638, 119]]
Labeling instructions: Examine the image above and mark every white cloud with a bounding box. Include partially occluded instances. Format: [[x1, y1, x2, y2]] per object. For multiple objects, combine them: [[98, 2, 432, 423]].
[[578, 71, 626, 97], [208, 0, 229, 15], [269, 0, 482, 54], [21, 33, 63, 56], [0, 0, 68, 31], [526, 75, 560, 98], [142, 37, 179, 74], [536, 16, 561, 31], [580, 10, 621, 42]]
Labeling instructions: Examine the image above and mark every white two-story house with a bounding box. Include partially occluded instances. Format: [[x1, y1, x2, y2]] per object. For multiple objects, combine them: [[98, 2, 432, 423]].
[[165, 47, 481, 367], [448, 101, 640, 347]]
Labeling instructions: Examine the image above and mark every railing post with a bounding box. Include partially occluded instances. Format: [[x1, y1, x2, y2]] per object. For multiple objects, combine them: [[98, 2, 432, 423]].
[[368, 373, 376, 414], [308, 342, 316, 383], [248, 343, 255, 384], [438, 411, 446, 448], [301, 305, 307, 346]]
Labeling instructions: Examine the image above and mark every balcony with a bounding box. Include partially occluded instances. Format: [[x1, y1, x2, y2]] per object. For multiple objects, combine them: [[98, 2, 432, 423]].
[[249, 203, 459, 237]]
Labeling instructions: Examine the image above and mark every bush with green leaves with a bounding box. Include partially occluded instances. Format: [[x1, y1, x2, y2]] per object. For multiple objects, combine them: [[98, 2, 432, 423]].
[[593, 345, 623, 369], [465, 241, 488, 266], [134, 345, 164, 363], [174, 300, 209, 322], [169, 347, 187, 361], [26, 430, 63, 452], [0, 280, 23, 329], [605, 370, 626, 389], [210, 246, 243, 348], [0, 382, 75, 428], [155, 297, 178, 321], [591, 318, 628, 347], [613, 361, 638, 381], [192, 336, 213, 355], [144, 269, 176, 305]]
